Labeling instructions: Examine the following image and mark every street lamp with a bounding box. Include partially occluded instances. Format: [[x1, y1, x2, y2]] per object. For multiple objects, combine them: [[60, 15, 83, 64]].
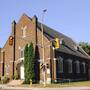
[[41, 9, 47, 86]]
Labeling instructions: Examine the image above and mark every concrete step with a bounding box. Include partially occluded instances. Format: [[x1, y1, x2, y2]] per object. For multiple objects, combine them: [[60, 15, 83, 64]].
[[7, 80, 24, 86]]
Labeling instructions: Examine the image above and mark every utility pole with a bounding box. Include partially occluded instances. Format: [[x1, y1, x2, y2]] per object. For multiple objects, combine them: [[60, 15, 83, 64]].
[[41, 9, 47, 86]]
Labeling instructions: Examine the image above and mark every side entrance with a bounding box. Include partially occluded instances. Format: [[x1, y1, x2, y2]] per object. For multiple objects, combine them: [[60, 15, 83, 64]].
[[20, 64, 24, 80]]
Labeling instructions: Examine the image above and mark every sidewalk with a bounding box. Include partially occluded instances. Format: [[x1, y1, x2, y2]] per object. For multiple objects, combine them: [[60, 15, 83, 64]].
[[0, 84, 90, 90], [0, 84, 31, 89]]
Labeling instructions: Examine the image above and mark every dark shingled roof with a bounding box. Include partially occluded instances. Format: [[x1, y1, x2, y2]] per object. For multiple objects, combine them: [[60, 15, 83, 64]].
[[37, 22, 90, 60]]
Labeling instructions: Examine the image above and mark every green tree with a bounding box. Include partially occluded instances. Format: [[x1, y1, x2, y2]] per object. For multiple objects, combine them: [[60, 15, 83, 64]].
[[24, 44, 29, 84], [24, 43, 35, 84], [79, 42, 90, 55], [28, 42, 35, 82]]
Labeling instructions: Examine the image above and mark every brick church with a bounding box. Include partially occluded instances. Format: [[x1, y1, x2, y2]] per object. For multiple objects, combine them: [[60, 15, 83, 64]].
[[0, 14, 90, 84]]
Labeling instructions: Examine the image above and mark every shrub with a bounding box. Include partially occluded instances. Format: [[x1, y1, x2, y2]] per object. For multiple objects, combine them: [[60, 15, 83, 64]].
[[14, 70, 19, 80], [1, 76, 9, 84], [12, 72, 19, 80]]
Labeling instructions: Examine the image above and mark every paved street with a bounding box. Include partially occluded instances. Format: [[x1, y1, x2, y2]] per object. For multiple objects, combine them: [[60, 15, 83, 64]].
[[0, 86, 90, 90]]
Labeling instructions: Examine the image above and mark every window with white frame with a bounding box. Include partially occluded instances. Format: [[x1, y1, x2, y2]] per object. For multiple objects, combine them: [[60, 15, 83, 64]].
[[21, 26, 27, 38], [20, 49, 24, 58], [57, 56, 63, 73]]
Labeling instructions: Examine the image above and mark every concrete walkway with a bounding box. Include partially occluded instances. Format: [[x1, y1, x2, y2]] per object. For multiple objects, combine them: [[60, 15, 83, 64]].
[[0, 85, 90, 90]]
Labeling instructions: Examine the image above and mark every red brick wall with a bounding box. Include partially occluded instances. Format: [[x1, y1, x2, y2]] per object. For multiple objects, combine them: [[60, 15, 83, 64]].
[[1, 39, 13, 79], [0, 48, 1, 77], [0, 14, 52, 82]]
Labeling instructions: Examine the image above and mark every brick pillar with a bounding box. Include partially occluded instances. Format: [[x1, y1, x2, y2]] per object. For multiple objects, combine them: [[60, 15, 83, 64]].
[[0, 48, 1, 61], [0, 48, 1, 77], [32, 16, 40, 82], [12, 20, 16, 77], [45, 57, 51, 84], [2, 51, 5, 76], [50, 46, 57, 83], [32, 15, 38, 45], [0, 50, 4, 77]]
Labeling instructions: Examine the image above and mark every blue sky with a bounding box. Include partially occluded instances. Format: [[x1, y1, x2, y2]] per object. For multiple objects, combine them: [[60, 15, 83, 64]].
[[0, 0, 90, 47]]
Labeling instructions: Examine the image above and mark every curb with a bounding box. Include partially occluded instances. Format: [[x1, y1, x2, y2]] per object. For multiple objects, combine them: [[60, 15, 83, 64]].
[[0, 85, 32, 89]]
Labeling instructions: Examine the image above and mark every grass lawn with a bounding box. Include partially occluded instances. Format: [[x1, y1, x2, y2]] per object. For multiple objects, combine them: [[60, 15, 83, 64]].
[[28, 81, 90, 88]]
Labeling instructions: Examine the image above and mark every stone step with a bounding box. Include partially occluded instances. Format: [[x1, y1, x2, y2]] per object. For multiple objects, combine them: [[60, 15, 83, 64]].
[[7, 80, 24, 86]]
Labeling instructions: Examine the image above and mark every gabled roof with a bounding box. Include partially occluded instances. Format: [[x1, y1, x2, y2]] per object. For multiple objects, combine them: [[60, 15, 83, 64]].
[[2, 13, 89, 60], [37, 22, 90, 60]]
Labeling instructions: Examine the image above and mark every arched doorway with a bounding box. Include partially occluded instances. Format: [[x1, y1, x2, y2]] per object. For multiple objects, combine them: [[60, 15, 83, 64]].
[[16, 62, 24, 80], [20, 63, 24, 80]]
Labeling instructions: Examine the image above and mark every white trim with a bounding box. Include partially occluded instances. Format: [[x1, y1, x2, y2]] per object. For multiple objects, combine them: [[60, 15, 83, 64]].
[[20, 64, 24, 80], [0, 61, 3, 63], [53, 58, 56, 61], [1, 50, 4, 52], [46, 78, 51, 84], [40, 80, 43, 84], [52, 47, 55, 50], [21, 26, 27, 38], [20, 49, 24, 58], [18, 58, 24, 61], [47, 69, 50, 74], [60, 38, 64, 45], [15, 58, 24, 63], [18, 46, 21, 50], [38, 59, 43, 63]]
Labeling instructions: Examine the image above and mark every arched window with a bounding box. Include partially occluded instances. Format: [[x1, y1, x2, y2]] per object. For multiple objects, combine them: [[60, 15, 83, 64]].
[[75, 61, 80, 73], [82, 62, 86, 73], [21, 26, 27, 38], [67, 59, 72, 73], [57, 57, 63, 73], [20, 48, 24, 58]]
